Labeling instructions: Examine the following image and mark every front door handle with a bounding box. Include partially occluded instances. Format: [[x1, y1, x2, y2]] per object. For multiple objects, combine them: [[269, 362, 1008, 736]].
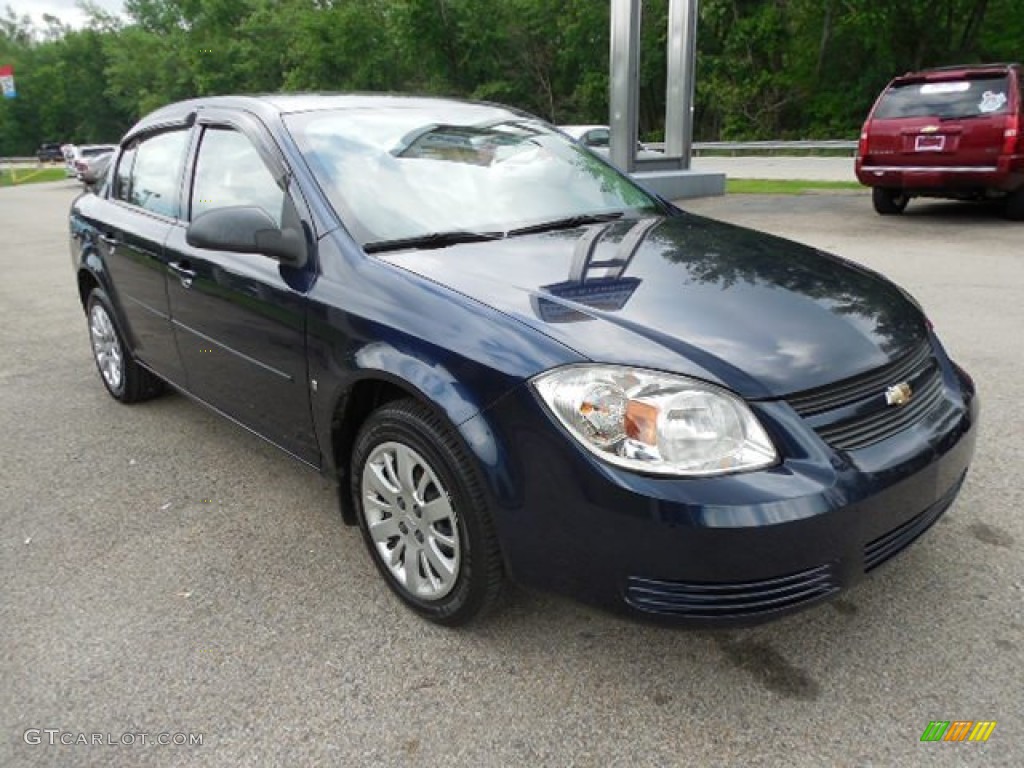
[[168, 260, 197, 288], [99, 233, 118, 250]]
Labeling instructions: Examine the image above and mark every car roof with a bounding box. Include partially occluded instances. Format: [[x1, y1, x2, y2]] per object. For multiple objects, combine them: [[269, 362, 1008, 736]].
[[126, 93, 530, 144]]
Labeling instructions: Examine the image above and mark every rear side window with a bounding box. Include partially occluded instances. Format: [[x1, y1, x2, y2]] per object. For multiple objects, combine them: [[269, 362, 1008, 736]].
[[114, 130, 190, 218], [875, 75, 1012, 120]]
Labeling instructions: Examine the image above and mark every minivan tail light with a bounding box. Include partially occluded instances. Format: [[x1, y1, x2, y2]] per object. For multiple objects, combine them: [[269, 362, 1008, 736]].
[[1003, 114, 1020, 155], [858, 127, 869, 158]]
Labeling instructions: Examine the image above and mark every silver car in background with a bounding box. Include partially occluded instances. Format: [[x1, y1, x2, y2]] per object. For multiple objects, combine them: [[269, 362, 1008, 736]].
[[65, 144, 117, 182]]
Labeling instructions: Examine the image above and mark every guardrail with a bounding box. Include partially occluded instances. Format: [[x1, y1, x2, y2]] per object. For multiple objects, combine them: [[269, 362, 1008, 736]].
[[1, 156, 45, 166], [648, 140, 859, 155]]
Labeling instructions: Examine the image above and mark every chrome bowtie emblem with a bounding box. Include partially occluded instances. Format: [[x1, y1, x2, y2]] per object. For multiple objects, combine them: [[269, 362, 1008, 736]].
[[885, 381, 914, 407]]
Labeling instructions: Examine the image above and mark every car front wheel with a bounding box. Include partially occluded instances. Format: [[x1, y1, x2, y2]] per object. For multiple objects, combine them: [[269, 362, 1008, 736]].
[[872, 187, 909, 215], [351, 399, 503, 625], [86, 288, 164, 403]]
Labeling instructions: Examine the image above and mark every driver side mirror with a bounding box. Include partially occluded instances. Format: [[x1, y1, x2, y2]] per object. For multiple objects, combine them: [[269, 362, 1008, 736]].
[[186, 206, 307, 267]]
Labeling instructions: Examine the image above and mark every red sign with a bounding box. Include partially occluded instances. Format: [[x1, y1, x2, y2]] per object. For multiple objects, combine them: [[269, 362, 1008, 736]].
[[0, 64, 14, 99]]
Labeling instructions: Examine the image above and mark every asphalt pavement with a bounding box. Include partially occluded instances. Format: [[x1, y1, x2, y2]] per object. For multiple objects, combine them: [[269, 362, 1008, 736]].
[[1, 180, 1021, 767]]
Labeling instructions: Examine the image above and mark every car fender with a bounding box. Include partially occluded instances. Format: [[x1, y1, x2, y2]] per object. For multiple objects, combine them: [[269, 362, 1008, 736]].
[[319, 340, 527, 524]]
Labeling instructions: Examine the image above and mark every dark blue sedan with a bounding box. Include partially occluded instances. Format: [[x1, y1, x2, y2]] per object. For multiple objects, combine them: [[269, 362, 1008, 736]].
[[70, 94, 978, 626]]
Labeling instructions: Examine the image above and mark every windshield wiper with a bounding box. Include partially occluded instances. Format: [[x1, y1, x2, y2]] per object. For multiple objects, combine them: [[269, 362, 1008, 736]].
[[363, 230, 502, 253], [505, 211, 625, 237]]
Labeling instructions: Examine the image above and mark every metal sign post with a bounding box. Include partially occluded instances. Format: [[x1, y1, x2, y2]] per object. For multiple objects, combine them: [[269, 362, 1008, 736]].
[[609, 0, 722, 198], [609, 0, 642, 173]]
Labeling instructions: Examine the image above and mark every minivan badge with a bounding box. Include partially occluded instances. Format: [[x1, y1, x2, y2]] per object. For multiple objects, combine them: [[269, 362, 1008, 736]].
[[921, 125, 940, 133], [885, 382, 914, 407]]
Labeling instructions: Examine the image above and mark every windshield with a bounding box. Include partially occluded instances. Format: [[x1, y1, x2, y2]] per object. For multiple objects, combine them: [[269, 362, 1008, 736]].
[[284, 106, 661, 246], [875, 75, 1012, 119]]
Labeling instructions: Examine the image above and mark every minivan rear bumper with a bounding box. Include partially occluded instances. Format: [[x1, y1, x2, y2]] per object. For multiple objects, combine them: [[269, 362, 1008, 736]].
[[856, 156, 1024, 193]]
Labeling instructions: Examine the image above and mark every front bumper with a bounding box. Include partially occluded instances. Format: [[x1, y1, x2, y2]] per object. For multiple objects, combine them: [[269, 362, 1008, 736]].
[[475, 354, 978, 627]]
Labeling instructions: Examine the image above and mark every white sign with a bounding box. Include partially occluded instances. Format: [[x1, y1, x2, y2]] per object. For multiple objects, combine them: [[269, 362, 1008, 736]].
[[920, 82, 970, 95]]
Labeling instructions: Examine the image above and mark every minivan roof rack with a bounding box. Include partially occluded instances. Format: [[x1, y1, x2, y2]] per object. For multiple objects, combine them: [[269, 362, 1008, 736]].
[[917, 62, 1019, 73]]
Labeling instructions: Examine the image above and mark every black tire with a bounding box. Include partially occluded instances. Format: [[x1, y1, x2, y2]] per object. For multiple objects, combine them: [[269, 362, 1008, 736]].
[[351, 399, 503, 625], [872, 187, 909, 215], [1005, 188, 1024, 221], [85, 288, 164, 403]]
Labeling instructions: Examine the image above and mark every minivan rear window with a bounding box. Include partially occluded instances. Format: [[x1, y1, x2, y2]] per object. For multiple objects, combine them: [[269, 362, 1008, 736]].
[[874, 75, 1012, 120]]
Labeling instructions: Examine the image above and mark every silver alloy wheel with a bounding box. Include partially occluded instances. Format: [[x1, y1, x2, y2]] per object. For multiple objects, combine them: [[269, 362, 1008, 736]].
[[89, 304, 123, 391], [361, 441, 461, 600]]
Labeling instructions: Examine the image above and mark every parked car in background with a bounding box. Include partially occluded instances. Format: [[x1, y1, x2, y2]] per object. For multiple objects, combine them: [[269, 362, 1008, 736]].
[[560, 124, 662, 161], [79, 150, 113, 188], [70, 94, 977, 627], [36, 142, 64, 163], [65, 144, 116, 180], [856, 62, 1024, 219]]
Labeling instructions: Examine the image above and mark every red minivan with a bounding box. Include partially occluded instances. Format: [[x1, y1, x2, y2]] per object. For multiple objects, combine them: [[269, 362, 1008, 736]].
[[856, 63, 1024, 219]]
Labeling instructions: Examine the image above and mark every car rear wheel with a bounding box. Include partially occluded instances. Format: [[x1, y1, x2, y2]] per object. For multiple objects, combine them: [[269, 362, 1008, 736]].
[[1005, 188, 1024, 221], [351, 399, 503, 625], [872, 187, 909, 215], [86, 288, 164, 403]]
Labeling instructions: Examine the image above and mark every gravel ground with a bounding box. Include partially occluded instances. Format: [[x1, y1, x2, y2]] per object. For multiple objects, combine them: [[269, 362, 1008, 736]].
[[1, 180, 1021, 767]]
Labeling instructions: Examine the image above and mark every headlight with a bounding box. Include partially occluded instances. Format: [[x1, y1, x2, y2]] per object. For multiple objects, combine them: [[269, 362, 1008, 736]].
[[532, 365, 777, 476]]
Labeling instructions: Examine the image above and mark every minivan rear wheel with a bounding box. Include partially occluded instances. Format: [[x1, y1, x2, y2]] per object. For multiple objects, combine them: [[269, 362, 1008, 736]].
[[1005, 188, 1024, 221], [872, 187, 909, 215]]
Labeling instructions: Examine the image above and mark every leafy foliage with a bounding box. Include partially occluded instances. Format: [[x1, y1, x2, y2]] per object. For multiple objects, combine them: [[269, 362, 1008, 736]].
[[0, 0, 1019, 154]]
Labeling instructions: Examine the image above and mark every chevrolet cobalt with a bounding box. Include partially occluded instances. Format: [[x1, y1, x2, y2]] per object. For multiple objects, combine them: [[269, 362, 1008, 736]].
[[70, 95, 978, 626]]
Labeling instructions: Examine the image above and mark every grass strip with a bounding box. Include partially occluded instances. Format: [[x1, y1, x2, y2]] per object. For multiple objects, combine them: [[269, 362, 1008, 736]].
[[0, 167, 69, 187], [727, 178, 864, 195]]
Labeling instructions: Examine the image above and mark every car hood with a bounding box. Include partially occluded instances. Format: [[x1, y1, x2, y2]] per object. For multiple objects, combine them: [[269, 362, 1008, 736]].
[[378, 214, 929, 399]]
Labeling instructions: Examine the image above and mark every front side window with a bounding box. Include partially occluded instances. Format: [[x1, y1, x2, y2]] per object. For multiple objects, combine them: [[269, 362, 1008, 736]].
[[190, 127, 284, 226], [117, 130, 189, 217], [284, 106, 660, 247]]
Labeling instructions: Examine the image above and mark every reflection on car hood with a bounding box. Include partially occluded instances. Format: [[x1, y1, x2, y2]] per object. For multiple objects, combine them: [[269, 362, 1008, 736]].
[[378, 214, 929, 398]]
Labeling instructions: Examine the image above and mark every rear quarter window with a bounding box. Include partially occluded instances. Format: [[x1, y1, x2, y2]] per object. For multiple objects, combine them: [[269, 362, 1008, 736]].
[[875, 75, 1011, 119]]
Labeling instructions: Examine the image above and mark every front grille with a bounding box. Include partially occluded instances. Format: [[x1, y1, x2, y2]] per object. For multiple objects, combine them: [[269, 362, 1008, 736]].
[[863, 472, 966, 572], [787, 341, 947, 451], [625, 564, 839, 619]]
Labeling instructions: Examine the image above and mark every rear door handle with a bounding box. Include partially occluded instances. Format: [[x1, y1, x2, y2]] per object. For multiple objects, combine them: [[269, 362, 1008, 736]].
[[99, 233, 118, 249], [168, 260, 197, 288]]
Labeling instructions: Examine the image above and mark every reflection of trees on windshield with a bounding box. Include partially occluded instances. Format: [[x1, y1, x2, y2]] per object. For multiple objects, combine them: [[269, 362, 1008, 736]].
[[288, 108, 662, 244], [651, 220, 924, 355]]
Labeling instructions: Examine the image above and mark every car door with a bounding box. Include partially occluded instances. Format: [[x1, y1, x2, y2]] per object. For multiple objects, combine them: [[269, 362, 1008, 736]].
[[94, 129, 191, 385], [163, 114, 318, 464]]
